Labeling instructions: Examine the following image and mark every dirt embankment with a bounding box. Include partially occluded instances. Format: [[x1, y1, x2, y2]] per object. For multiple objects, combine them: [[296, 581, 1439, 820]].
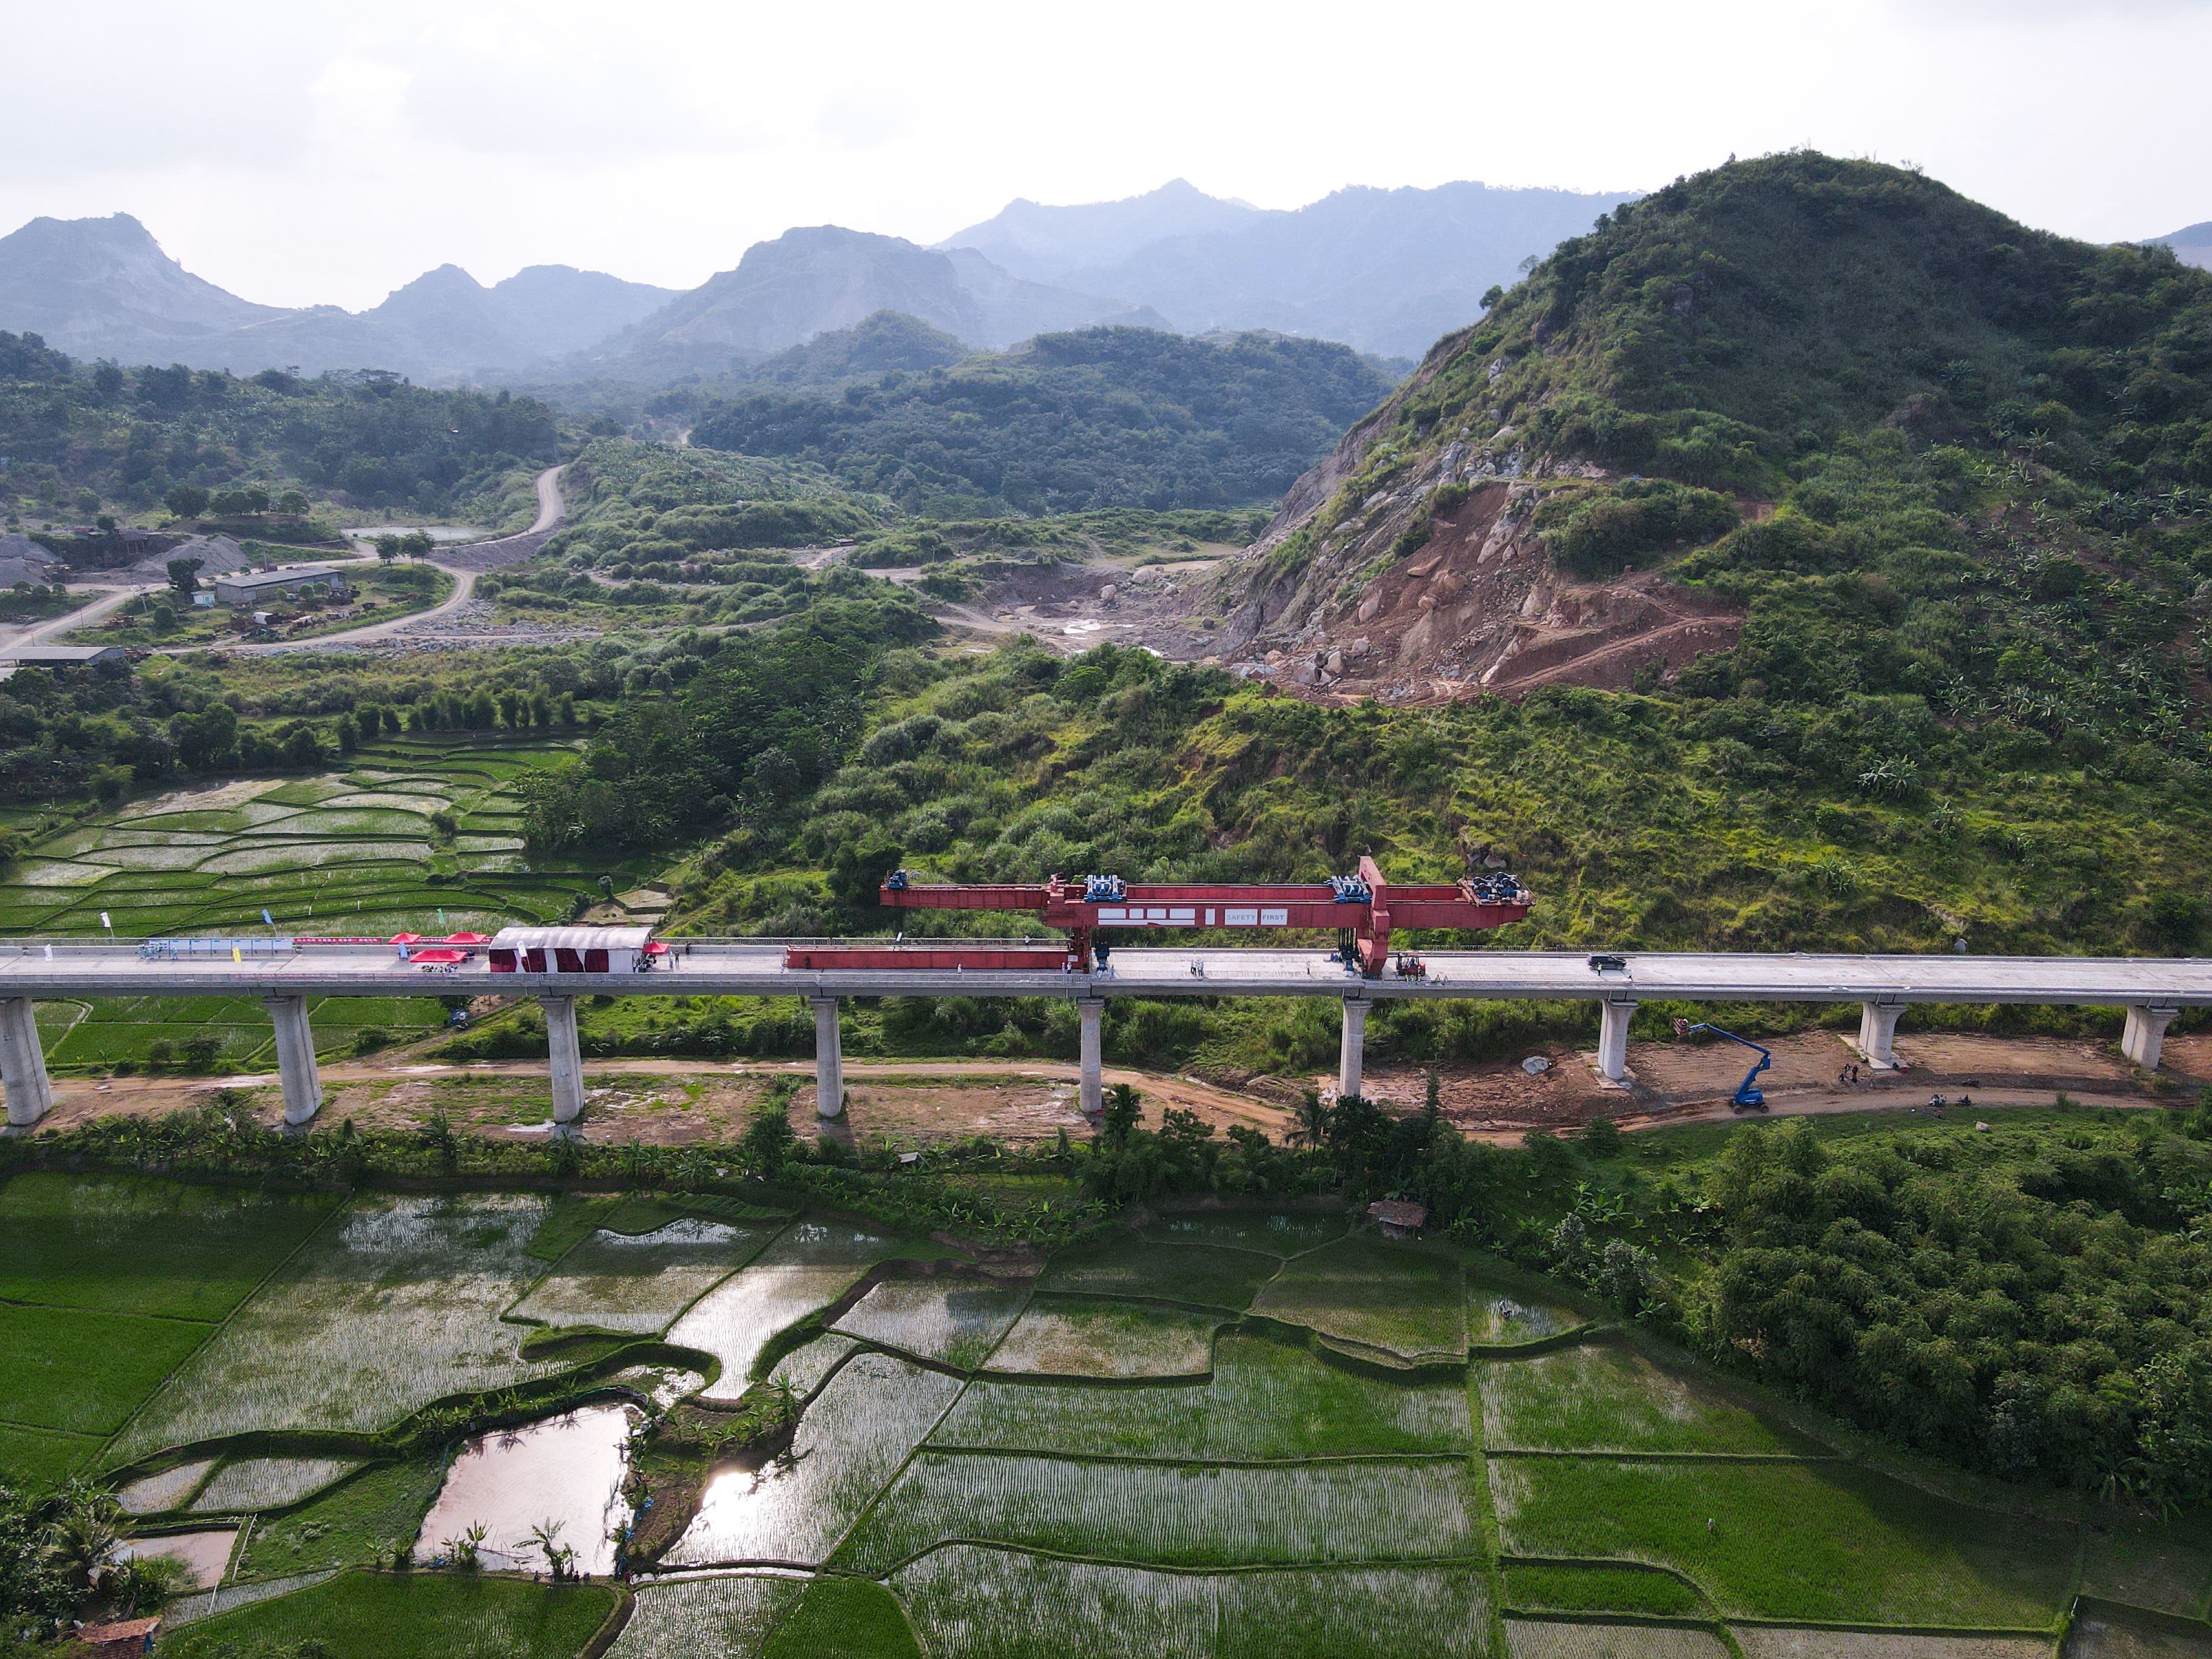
[[945, 461, 1742, 708]]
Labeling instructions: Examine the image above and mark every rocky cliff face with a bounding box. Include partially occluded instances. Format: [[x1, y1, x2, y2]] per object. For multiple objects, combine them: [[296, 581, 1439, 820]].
[[1202, 337, 1741, 703]]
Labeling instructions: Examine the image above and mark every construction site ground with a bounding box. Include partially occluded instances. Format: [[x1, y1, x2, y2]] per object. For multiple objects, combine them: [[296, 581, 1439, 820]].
[[20, 1026, 2201, 1147]]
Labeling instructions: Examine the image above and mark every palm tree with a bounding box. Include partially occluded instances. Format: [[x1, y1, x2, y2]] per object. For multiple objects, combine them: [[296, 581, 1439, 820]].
[[47, 1480, 128, 1593], [1288, 1088, 1330, 1150], [527, 1518, 573, 1580]]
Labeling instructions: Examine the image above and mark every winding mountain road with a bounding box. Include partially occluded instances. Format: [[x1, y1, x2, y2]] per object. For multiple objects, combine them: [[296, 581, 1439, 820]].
[[234, 464, 566, 654]]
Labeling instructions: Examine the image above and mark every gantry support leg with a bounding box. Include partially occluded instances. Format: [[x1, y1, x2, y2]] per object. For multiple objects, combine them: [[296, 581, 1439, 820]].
[[261, 995, 323, 1126], [1597, 998, 1639, 1084], [0, 997, 53, 1128], [811, 997, 845, 1119], [2122, 1005, 2180, 1071], [543, 995, 584, 1125], [1338, 999, 1368, 1099], [1856, 1001, 1907, 1070], [1077, 1000, 1104, 1117]]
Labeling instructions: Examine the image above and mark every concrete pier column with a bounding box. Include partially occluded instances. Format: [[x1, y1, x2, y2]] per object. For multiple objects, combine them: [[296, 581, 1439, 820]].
[[1077, 1000, 1104, 1117], [260, 995, 323, 1126], [1338, 999, 1369, 1098], [1857, 1001, 1907, 1070], [543, 995, 584, 1124], [2122, 1005, 2180, 1071], [0, 997, 53, 1128], [1597, 999, 1638, 1083], [811, 997, 845, 1119]]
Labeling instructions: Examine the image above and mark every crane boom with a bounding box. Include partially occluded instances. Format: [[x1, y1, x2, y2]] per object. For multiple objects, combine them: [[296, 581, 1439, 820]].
[[865, 854, 1530, 975], [1677, 1021, 1773, 1110]]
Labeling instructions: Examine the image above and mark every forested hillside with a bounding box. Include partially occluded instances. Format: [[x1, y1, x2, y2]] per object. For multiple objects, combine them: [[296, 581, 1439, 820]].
[[0, 331, 560, 524], [691, 326, 1398, 516]]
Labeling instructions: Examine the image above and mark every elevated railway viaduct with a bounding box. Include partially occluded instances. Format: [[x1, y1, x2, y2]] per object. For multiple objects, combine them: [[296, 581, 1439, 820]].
[[2, 936, 2204, 1130]]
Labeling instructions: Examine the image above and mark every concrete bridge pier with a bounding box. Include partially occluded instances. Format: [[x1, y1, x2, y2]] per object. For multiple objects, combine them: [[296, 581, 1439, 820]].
[[1, 997, 53, 1128], [1338, 999, 1368, 1098], [2122, 1004, 2180, 1070], [544, 995, 585, 1124], [1597, 999, 1638, 1084], [811, 997, 845, 1118], [1857, 1001, 1907, 1070], [1077, 1000, 1104, 1117], [260, 995, 323, 1126]]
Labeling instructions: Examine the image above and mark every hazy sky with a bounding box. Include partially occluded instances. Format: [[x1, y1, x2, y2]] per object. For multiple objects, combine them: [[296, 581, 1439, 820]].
[[3, 0, 2206, 310]]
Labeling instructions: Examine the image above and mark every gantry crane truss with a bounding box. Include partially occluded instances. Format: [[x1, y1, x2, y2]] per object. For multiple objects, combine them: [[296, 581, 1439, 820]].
[[781, 855, 1531, 977]]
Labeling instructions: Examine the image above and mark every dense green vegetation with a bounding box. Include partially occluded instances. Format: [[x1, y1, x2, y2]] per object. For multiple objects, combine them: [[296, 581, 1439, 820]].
[[0, 331, 558, 525], [1277, 151, 2211, 769], [544, 437, 887, 567], [692, 326, 1397, 516]]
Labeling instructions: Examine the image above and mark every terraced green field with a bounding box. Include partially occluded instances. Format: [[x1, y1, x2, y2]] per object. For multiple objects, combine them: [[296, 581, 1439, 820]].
[[0, 734, 649, 944], [3, 1173, 2205, 1657]]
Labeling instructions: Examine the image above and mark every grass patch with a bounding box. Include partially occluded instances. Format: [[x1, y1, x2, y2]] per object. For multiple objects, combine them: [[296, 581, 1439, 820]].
[[1490, 1457, 2073, 1625], [158, 1567, 617, 1659], [938, 1332, 1469, 1460], [837, 1454, 1479, 1574], [1144, 1209, 1350, 1256], [0, 1173, 338, 1317], [1251, 1235, 1467, 1361], [1036, 1237, 1281, 1312], [1478, 1339, 1819, 1455], [1501, 1562, 1708, 1618], [524, 1194, 618, 1262], [0, 1423, 101, 1486], [236, 1460, 445, 1577], [983, 1295, 1220, 1378], [761, 1575, 922, 1658], [0, 1302, 211, 1434]]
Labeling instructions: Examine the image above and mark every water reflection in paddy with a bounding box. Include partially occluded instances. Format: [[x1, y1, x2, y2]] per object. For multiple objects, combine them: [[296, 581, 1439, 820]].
[[416, 1402, 638, 1577]]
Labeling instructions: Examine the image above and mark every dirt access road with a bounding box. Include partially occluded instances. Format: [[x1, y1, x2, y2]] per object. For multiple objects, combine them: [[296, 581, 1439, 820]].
[[20, 1024, 2194, 1148], [0, 583, 157, 664], [232, 464, 565, 655]]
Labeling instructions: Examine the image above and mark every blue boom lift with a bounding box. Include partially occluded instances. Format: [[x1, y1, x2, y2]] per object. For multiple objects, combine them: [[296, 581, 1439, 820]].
[[1674, 1021, 1772, 1111]]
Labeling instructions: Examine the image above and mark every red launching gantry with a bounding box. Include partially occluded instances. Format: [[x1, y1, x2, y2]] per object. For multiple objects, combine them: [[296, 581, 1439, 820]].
[[782, 854, 1531, 977]]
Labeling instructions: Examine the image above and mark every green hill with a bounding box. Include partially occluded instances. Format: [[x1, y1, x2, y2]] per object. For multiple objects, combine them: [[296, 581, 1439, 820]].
[[0, 333, 559, 525], [691, 325, 1400, 517]]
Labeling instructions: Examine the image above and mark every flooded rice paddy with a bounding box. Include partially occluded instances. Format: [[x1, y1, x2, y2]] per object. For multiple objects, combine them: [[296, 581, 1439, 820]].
[[415, 1403, 639, 1578]]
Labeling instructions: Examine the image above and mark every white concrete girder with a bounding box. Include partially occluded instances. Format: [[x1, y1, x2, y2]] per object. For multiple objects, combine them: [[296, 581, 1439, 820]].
[[260, 995, 323, 1126], [1338, 999, 1369, 1098], [2122, 1005, 2180, 1071], [811, 997, 845, 1118], [0, 997, 53, 1128], [543, 995, 585, 1124], [1597, 999, 1638, 1084], [1077, 1000, 1104, 1117], [1856, 1001, 1907, 1070]]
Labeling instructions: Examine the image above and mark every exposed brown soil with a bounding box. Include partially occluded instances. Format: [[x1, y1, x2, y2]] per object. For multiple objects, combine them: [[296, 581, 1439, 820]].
[[19, 1026, 2191, 1150]]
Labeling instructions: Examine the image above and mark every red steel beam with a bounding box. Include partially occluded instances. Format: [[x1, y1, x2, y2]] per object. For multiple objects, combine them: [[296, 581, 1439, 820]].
[[876, 857, 1530, 977]]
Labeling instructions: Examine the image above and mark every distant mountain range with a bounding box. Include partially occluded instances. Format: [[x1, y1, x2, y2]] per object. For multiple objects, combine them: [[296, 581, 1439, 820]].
[[559, 226, 1166, 383], [0, 213, 678, 382], [938, 178, 1640, 358], [2154, 221, 2212, 270], [12, 191, 2200, 389]]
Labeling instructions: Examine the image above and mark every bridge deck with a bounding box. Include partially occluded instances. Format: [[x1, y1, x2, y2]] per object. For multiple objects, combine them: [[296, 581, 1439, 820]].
[[1, 942, 2206, 1005]]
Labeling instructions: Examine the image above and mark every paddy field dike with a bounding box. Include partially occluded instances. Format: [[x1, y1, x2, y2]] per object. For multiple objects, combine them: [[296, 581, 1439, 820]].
[[0, 1167, 2205, 1658]]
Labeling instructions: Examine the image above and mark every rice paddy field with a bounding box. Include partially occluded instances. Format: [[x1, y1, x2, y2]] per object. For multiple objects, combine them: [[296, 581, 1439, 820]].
[[1, 733, 668, 1072], [3, 1173, 2209, 1656]]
